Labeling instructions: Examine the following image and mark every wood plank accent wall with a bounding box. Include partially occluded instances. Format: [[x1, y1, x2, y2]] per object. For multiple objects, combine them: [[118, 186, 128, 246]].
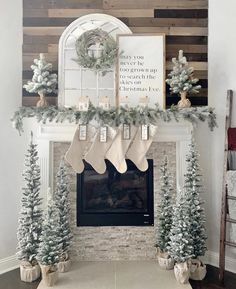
[[23, 0, 208, 107]]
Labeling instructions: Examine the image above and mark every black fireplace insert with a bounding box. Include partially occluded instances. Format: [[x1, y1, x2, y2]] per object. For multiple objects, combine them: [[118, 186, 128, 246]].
[[77, 159, 154, 226]]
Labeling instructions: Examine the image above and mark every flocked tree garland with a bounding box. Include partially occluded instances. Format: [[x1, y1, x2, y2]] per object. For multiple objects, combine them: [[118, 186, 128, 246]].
[[11, 103, 217, 135]]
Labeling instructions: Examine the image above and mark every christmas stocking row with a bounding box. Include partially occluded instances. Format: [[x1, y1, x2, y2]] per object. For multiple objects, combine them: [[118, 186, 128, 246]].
[[65, 124, 158, 174]]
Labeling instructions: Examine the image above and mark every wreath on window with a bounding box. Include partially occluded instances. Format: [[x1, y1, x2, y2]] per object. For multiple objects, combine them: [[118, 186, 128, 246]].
[[73, 28, 118, 73]]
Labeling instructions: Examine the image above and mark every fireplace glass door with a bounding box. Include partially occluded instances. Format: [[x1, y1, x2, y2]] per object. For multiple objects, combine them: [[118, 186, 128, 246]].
[[77, 159, 154, 226]]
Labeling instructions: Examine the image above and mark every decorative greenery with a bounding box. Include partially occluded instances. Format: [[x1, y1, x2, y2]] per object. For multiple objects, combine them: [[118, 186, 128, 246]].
[[167, 190, 194, 263], [11, 104, 217, 135], [184, 138, 207, 258], [37, 191, 61, 266], [156, 155, 174, 253], [23, 53, 57, 95], [17, 133, 43, 264], [73, 28, 118, 73], [166, 50, 201, 95], [54, 160, 73, 261]]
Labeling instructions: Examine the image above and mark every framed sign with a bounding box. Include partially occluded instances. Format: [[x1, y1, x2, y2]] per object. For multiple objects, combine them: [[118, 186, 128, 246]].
[[117, 34, 165, 108]]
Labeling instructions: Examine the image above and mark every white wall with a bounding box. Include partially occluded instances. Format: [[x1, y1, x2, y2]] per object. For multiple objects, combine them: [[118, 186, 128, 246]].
[[195, 0, 236, 272], [0, 0, 26, 272]]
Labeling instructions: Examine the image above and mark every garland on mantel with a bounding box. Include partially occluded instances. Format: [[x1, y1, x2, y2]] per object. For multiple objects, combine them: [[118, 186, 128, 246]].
[[11, 104, 217, 135]]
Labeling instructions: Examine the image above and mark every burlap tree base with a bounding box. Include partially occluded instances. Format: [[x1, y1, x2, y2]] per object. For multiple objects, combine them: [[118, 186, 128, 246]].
[[20, 261, 40, 282], [40, 264, 58, 287], [190, 259, 207, 280], [174, 262, 190, 284]]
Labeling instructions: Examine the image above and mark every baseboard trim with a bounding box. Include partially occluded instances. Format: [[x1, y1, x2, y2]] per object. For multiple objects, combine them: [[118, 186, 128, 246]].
[[203, 250, 236, 274], [0, 255, 19, 275]]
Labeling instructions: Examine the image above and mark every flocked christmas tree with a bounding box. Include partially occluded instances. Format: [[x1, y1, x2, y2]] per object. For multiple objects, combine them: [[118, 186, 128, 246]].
[[156, 155, 174, 254], [184, 138, 207, 258], [166, 50, 201, 95], [17, 133, 43, 265], [54, 160, 73, 262], [23, 53, 57, 107], [167, 190, 194, 263], [37, 189, 61, 267], [166, 50, 201, 108]]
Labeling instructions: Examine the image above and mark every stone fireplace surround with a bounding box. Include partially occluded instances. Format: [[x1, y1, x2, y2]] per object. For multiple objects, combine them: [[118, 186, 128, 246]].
[[36, 121, 192, 261]]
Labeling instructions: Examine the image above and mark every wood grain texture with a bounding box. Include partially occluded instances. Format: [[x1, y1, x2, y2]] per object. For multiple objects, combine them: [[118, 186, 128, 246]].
[[103, 0, 208, 9], [23, 0, 208, 106], [49, 9, 155, 18]]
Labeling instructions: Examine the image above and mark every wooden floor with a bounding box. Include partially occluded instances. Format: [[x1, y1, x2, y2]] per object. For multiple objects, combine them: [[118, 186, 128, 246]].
[[0, 265, 235, 289]]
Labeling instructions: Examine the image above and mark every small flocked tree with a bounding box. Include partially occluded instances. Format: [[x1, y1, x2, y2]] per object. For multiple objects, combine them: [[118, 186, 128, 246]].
[[156, 155, 174, 254], [167, 191, 194, 264], [23, 53, 57, 107], [37, 190, 61, 268], [54, 160, 73, 262], [17, 134, 43, 266], [184, 138, 207, 258], [166, 50, 201, 95]]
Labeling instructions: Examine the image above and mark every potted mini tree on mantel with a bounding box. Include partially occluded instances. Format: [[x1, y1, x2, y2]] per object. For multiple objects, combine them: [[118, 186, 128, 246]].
[[23, 53, 57, 107], [155, 154, 174, 270], [166, 50, 201, 108]]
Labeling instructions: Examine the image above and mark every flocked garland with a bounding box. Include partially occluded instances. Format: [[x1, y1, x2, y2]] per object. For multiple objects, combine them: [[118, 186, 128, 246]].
[[11, 104, 217, 135], [73, 28, 118, 72]]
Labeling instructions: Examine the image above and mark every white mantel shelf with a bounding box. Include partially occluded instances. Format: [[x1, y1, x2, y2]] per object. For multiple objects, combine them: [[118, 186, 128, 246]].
[[37, 121, 193, 142], [36, 120, 193, 202]]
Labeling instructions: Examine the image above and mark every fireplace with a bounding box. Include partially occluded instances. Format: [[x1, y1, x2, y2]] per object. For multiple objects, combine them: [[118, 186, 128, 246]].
[[77, 159, 154, 226], [37, 121, 191, 260]]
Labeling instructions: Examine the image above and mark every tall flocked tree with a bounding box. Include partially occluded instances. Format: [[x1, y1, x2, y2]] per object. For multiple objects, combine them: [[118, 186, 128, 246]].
[[184, 138, 207, 258], [17, 133, 43, 265], [54, 160, 73, 261], [156, 155, 174, 253], [168, 191, 194, 264], [166, 50, 201, 95], [37, 190, 61, 267]]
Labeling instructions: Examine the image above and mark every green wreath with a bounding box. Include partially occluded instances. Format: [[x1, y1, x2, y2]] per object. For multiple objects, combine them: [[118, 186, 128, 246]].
[[73, 28, 118, 73]]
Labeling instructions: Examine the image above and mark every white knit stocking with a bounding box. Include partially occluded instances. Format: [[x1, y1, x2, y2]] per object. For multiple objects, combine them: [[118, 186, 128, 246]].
[[84, 126, 117, 174], [126, 124, 158, 171], [105, 125, 138, 174], [65, 124, 97, 173]]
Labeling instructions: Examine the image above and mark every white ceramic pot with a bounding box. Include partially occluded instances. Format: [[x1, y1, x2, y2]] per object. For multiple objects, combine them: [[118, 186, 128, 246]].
[[174, 261, 190, 284]]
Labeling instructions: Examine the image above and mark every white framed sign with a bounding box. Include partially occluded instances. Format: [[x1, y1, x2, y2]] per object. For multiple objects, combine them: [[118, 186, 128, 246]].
[[117, 34, 166, 108]]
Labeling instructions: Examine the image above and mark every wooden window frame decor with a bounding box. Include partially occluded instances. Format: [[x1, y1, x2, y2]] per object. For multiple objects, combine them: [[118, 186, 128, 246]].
[[116, 34, 166, 109]]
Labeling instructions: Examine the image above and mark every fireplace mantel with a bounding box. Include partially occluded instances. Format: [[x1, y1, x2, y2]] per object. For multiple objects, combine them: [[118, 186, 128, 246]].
[[36, 121, 193, 201]]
